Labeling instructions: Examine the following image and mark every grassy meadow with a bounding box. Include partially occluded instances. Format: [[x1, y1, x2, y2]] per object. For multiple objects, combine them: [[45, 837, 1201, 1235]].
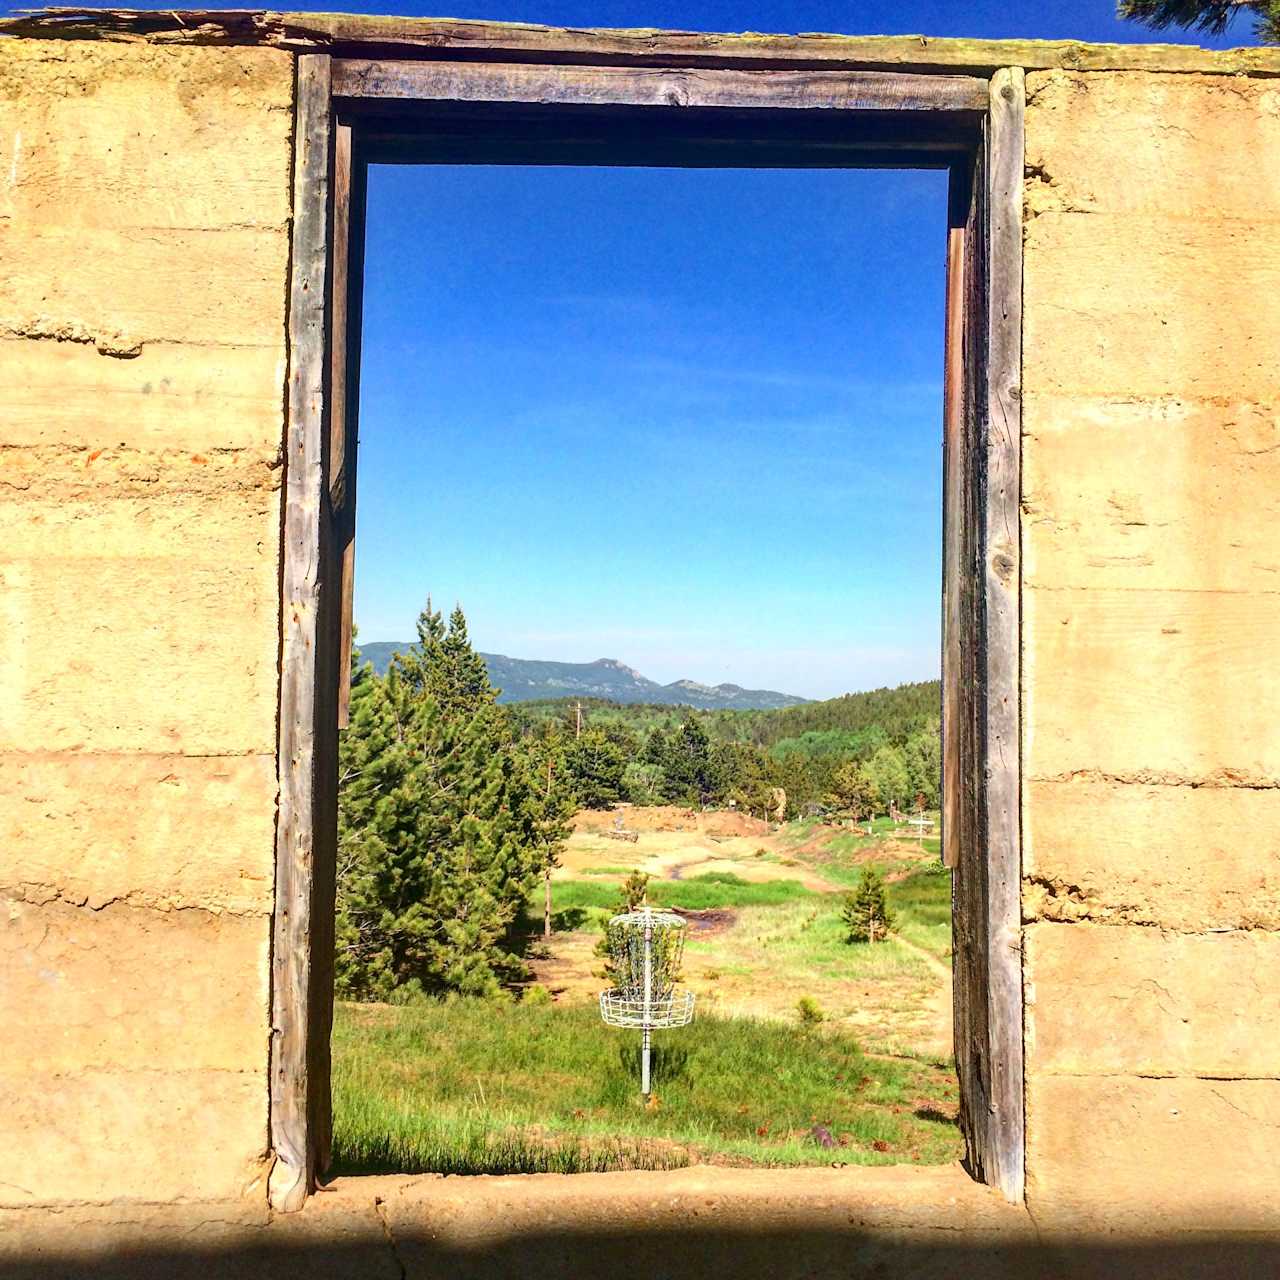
[[331, 999, 959, 1175], [330, 808, 961, 1177]]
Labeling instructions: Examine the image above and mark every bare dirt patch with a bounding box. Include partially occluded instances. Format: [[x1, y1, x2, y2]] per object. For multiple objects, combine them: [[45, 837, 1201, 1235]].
[[668, 906, 737, 936]]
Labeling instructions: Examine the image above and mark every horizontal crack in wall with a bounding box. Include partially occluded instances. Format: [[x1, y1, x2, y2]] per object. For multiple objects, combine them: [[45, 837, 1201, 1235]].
[[1, 318, 142, 358], [1029, 768, 1280, 790], [1022, 876, 1280, 932], [3, 883, 269, 919]]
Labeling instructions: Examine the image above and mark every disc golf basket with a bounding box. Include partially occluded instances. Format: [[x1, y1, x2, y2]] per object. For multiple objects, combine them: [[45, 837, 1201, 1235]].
[[599, 906, 694, 1096]]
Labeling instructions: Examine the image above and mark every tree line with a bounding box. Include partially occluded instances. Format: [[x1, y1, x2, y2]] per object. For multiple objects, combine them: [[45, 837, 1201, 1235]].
[[508, 681, 941, 820], [336, 602, 941, 999]]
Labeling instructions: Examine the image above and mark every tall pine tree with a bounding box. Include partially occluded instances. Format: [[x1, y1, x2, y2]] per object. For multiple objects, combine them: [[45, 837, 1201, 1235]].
[[335, 604, 566, 1000]]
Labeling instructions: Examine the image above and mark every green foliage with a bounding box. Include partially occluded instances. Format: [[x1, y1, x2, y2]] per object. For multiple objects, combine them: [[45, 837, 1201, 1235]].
[[622, 759, 666, 805], [796, 995, 826, 1026], [336, 604, 569, 1001], [593, 870, 652, 986], [562, 729, 627, 809], [656, 714, 717, 804], [331, 1000, 962, 1173], [828, 758, 880, 819], [842, 869, 897, 945], [618, 869, 651, 911], [865, 744, 911, 812], [1118, 0, 1280, 41], [509, 681, 941, 824], [747, 680, 940, 749]]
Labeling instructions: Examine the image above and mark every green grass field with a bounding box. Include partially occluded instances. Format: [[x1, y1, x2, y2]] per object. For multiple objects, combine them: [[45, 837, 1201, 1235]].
[[546, 871, 815, 931], [330, 999, 961, 1176], [544, 863, 950, 963], [331, 813, 957, 1178]]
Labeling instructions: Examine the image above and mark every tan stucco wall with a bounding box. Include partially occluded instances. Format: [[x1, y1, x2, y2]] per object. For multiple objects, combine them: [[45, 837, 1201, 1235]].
[[0, 38, 292, 1208], [3, 17, 1280, 1248], [1021, 69, 1280, 1229]]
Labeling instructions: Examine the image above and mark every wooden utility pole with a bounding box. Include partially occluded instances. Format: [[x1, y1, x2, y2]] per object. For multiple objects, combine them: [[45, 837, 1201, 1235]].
[[575, 701, 582, 738]]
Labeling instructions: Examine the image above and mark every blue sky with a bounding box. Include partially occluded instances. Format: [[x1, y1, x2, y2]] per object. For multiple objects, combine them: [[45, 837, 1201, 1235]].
[[326, 1, 1247, 700]]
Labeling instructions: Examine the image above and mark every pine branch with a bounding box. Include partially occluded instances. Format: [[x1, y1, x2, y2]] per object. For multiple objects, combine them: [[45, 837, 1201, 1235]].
[[1118, 0, 1277, 39]]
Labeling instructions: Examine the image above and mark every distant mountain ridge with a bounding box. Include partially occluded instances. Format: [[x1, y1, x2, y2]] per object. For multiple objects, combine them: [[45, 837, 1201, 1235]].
[[356, 644, 808, 710]]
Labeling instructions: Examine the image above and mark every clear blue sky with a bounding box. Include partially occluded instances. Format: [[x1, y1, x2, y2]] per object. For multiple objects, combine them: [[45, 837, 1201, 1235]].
[[312, 2, 1244, 700]]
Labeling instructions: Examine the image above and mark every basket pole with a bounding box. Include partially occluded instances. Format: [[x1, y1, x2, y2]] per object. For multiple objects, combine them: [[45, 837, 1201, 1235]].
[[641, 911, 653, 1095]]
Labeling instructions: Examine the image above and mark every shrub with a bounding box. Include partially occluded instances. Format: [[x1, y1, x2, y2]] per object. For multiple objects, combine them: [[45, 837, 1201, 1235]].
[[841, 868, 896, 944], [619, 870, 651, 911], [594, 870, 654, 989], [523, 983, 553, 1006], [797, 995, 825, 1026]]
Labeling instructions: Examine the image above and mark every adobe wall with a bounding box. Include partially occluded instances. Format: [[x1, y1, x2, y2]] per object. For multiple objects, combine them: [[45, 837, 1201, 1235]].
[[0, 39, 292, 1210], [1021, 69, 1280, 1229], [2, 13, 1280, 1252]]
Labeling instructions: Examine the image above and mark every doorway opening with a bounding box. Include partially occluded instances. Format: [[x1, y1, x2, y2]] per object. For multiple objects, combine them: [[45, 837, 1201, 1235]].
[[335, 158, 951, 1176], [269, 54, 1023, 1212]]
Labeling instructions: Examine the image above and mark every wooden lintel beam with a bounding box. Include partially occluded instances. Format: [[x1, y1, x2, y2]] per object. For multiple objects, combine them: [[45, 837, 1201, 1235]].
[[332, 58, 989, 114]]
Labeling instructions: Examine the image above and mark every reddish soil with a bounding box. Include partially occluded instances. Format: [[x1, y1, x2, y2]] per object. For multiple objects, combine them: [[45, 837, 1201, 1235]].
[[574, 805, 771, 839]]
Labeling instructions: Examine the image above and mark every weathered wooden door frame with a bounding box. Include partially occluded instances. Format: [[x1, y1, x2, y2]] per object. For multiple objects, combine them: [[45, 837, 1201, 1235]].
[[270, 45, 1024, 1211]]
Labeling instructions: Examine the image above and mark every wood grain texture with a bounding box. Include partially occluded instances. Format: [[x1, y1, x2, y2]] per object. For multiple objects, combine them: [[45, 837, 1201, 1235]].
[[352, 115, 974, 171], [332, 58, 988, 113], [269, 51, 332, 1215], [330, 120, 366, 734], [980, 65, 1025, 1204], [949, 68, 1024, 1206], [950, 133, 989, 1203], [6, 11, 1279, 77], [941, 179, 966, 873]]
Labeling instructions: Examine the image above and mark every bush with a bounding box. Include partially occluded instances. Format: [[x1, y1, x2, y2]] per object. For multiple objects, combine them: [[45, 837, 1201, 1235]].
[[523, 983, 553, 1006], [842, 869, 896, 944], [796, 995, 825, 1026]]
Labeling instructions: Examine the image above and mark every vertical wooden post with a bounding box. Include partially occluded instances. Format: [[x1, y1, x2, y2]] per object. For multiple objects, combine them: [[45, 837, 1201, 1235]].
[[332, 118, 368, 732], [270, 52, 334, 1214], [941, 166, 968, 873], [981, 64, 1025, 1204], [949, 66, 1025, 1205]]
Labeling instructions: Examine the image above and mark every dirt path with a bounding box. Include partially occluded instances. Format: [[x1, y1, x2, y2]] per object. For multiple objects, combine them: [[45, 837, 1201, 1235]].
[[663, 855, 833, 893], [888, 931, 953, 1060]]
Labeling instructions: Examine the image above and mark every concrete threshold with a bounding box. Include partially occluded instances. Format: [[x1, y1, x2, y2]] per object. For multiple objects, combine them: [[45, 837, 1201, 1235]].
[[7, 1164, 1280, 1278]]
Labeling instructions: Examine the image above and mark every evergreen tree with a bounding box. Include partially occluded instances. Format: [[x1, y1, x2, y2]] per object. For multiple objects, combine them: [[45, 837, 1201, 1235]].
[[642, 727, 668, 767], [1119, 0, 1279, 41], [828, 759, 880, 820], [562, 729, 627, 810], [842, 869, 896, 944], [714, 741, 775, 819], [517, 721, 576, 939], [335, 603, 563, 1000], [594, 872, 682, 991], [394, 600, 494, 716], [661, 713, 716, 805]]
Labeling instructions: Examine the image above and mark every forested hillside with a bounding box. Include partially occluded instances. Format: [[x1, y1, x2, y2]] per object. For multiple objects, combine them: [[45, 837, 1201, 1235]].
[[357, 642, 808, 710], [508, 679, 940, 819], [338, 603, 941, 1001]]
